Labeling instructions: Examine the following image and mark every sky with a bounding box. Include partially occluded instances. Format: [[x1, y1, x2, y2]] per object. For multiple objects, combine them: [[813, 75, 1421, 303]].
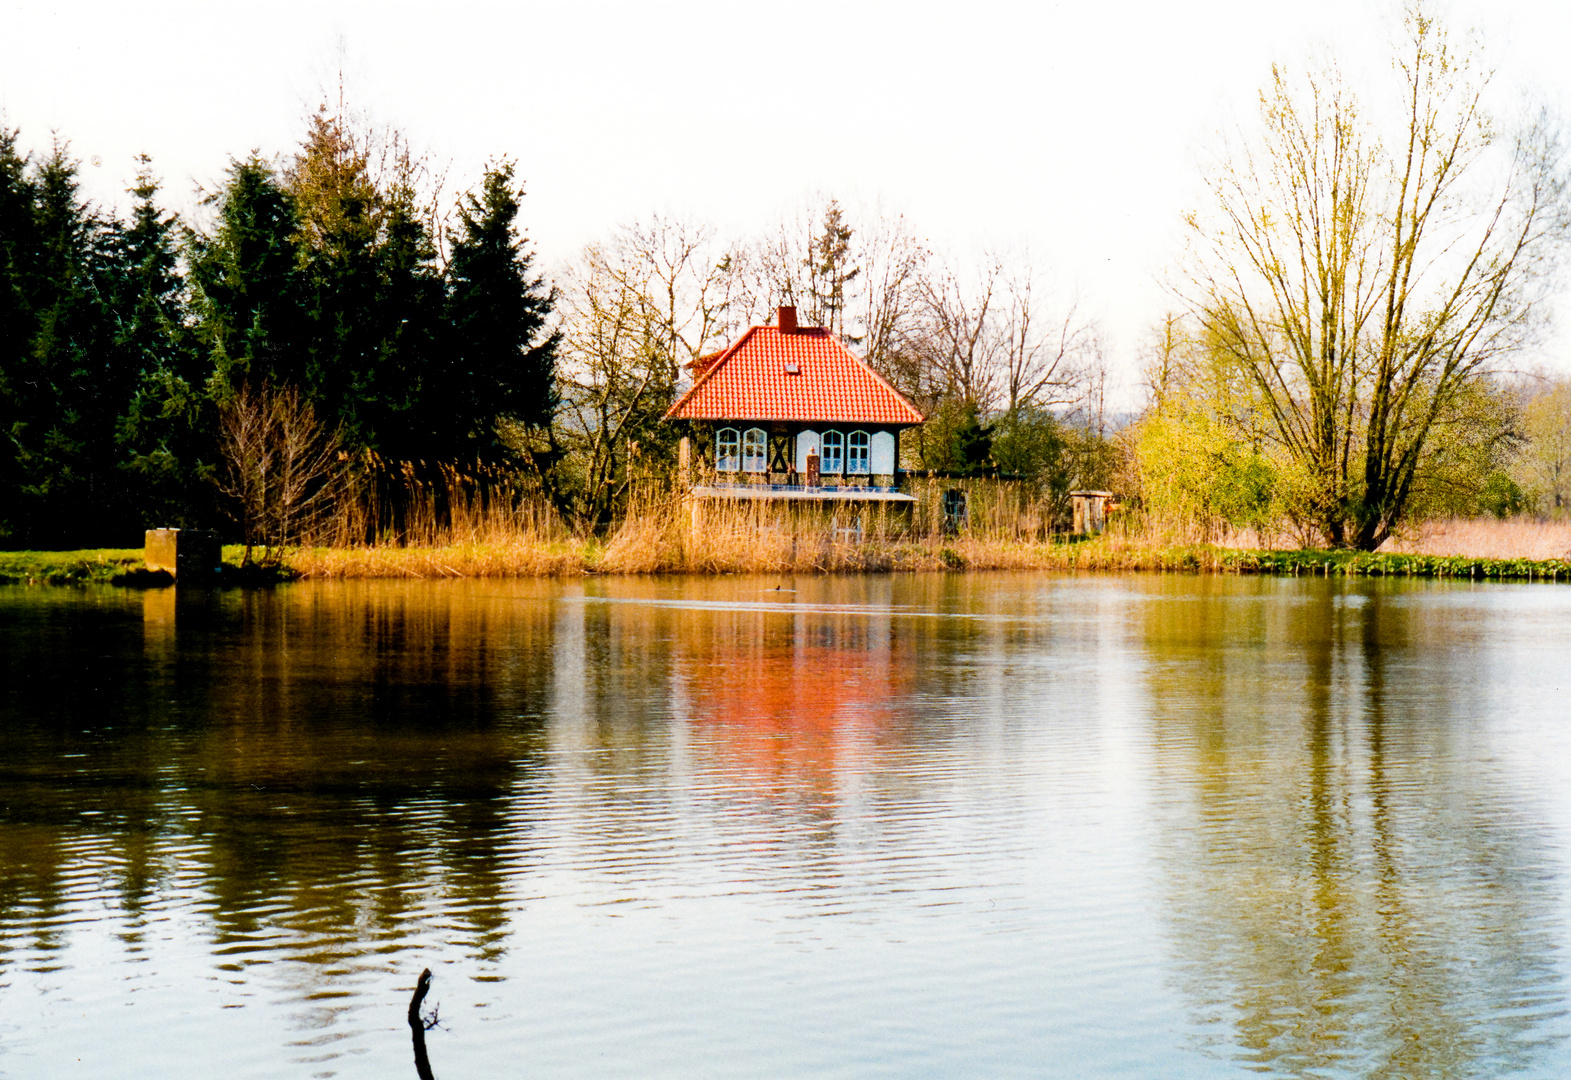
[[5, 0, 1570, 409]]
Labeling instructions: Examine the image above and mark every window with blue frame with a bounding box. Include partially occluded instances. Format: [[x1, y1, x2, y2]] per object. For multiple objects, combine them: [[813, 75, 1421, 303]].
[[847, 430, 870, 474], [742, 428, 768, 473], [821, 430, 844, 474], [716, 428, 740, 471]]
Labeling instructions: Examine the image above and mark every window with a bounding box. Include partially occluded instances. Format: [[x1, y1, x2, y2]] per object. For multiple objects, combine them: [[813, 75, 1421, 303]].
[[847, 430, 870, 474], [716, 428, 740, 472], [821, 430, 844, 474], [742, 428, 769, 473]]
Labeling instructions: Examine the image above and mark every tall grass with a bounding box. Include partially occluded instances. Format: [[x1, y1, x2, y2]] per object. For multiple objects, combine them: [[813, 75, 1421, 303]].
[[291, 459, 582, 579], [282, 462, 1571, 580], [286, 464, 1243, 578], [1378, 517, 1571, 560]]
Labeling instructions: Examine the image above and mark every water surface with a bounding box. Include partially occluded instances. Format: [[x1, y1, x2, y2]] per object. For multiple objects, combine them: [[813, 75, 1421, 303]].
[[2, 573, 1569, 1078]]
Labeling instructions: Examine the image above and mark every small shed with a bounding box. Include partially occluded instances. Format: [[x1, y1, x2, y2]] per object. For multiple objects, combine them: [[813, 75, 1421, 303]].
[[1070, 490, 1116, 535]]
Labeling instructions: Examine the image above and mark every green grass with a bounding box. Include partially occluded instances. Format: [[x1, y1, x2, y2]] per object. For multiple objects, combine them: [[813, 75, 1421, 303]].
[[1214, 548, 1571, 581], [0, 549, 147, 585], [4, 542, 1570, 585], [0, 545, 293, 586]]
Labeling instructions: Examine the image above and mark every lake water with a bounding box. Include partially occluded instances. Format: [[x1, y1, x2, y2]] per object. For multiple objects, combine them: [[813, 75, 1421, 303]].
[[2, 573, 1570, 1079]]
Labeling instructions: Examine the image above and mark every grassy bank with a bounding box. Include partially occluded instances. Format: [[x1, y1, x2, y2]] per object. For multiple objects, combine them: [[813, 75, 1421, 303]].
[[0, 545, 288, 586], [0, 549, 147, 585], [1216, 548, 1571, 581], [284, 535, 1571, 581], [7, 527, 1571, 586]]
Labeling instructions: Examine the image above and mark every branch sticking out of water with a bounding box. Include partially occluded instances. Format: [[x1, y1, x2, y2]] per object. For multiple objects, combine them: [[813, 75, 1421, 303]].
[[409, 968, 436, 1080]]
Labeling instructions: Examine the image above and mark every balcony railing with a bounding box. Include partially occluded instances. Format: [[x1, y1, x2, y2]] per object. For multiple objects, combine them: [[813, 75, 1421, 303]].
[[691, 481, 915, 501]]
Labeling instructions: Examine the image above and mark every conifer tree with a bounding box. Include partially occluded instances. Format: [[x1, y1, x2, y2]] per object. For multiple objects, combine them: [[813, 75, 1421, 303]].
[[282, 111, 445, 458], [808, 199, 858, 340], [440, 161, 558, 460], [112, 157, 208, 527], [189, 156, 309, 394], [2, 141, 143, 545], [0, 128, 35, 542], [368, 168, 445, 461], [287, 109, 385, 441]]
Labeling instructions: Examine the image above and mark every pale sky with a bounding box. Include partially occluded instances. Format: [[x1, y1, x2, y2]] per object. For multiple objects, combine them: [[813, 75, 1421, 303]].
[[4, 0, 1570, 408]]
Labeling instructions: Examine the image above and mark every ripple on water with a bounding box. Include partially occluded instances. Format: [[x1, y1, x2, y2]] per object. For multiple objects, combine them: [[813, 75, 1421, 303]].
[[3, 576, 1571, 1077]]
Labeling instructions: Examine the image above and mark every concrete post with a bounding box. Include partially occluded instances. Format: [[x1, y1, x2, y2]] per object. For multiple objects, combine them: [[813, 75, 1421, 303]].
[[144, 528, 222, 580]]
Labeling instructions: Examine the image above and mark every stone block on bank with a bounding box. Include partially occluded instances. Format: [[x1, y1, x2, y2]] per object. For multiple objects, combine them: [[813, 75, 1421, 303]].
[[144, 529, 222, 580]]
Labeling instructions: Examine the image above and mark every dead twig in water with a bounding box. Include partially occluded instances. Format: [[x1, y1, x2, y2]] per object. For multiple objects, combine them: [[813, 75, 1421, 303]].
[[408, 968, 437, 1080]]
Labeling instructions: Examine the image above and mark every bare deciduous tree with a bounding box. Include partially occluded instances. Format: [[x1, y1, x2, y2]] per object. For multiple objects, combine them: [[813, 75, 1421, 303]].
[[741, 197, 863, 338], [555, 217, 742, 528], [215, 383, 345, 564], [854, 206, 930, 376], [1183, 2, 1569, 549], [909, 258, 1094, 417]]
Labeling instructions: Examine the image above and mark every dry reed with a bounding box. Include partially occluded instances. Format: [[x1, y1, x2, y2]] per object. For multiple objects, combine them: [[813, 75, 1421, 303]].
[[293, 464, 1571, 580], [286, 470, 1246, 579], [291, 460, 584, 578], [1379, 517, 1571, 560]]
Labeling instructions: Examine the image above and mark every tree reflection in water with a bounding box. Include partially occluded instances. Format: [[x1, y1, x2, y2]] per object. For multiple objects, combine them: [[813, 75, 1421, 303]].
[[0, 582, 556, 1066], [1144, 577, 1565, 1078], [1, 574, 1569, 1078]]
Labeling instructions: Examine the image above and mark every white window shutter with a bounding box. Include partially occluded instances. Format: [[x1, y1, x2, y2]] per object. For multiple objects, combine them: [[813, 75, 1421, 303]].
[[871, 431, 895, 475], [796, 430, 820, 472]]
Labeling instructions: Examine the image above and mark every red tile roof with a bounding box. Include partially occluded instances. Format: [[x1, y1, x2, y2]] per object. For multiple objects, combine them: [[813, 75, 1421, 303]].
[[664, 325, 924, 425]]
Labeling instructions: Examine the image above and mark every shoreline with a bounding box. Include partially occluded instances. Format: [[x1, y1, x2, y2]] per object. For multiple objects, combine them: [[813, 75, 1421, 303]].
[[4, 541, 1570, 586]]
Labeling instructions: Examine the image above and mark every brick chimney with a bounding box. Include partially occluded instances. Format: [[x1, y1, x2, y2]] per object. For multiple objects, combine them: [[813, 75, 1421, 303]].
[[777, 305, 797, 334]]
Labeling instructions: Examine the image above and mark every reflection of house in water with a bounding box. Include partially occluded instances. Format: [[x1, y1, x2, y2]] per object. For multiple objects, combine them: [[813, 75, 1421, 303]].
[[672, 597, 913, 800]]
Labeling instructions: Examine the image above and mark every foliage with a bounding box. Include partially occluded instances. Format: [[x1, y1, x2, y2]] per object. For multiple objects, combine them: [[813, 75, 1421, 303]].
[[189, 155, 310, 393], [1177, 3, 1568, 549], [990, 406, 1063, 479], [0, 134, 169, 547], [441, 161, 558, 458], [1131, 398, 1297, 539], [1512, 376, 1571, 515], [1479, 472, 1526, 519], [0, 100, 559, 549]]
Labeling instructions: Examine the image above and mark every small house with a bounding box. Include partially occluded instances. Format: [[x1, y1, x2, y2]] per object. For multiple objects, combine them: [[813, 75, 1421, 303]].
[[664, 306, 924, 505]]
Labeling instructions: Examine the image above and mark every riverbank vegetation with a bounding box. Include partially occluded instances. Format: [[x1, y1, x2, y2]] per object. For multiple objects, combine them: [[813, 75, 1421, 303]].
[[7, 3, 1571, 575]]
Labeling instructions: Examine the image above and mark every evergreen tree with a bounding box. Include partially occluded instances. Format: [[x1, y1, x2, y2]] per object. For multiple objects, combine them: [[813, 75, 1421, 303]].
[[440, 161, 557, 460], [368, 170, 445, 461], [948, 401, 995, 476], [1, 140, 146, 545], [111, 157, 208, 527], [0, 128, 36, 542], [807, 199, 858, 340], [282, 112, 444, 458], [287, 109, 385, 442], [188, 156, 309, 394]]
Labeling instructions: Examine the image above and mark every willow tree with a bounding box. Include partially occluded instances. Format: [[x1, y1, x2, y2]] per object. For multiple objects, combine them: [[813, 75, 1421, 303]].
[[1183, 4, 1567, 549]]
